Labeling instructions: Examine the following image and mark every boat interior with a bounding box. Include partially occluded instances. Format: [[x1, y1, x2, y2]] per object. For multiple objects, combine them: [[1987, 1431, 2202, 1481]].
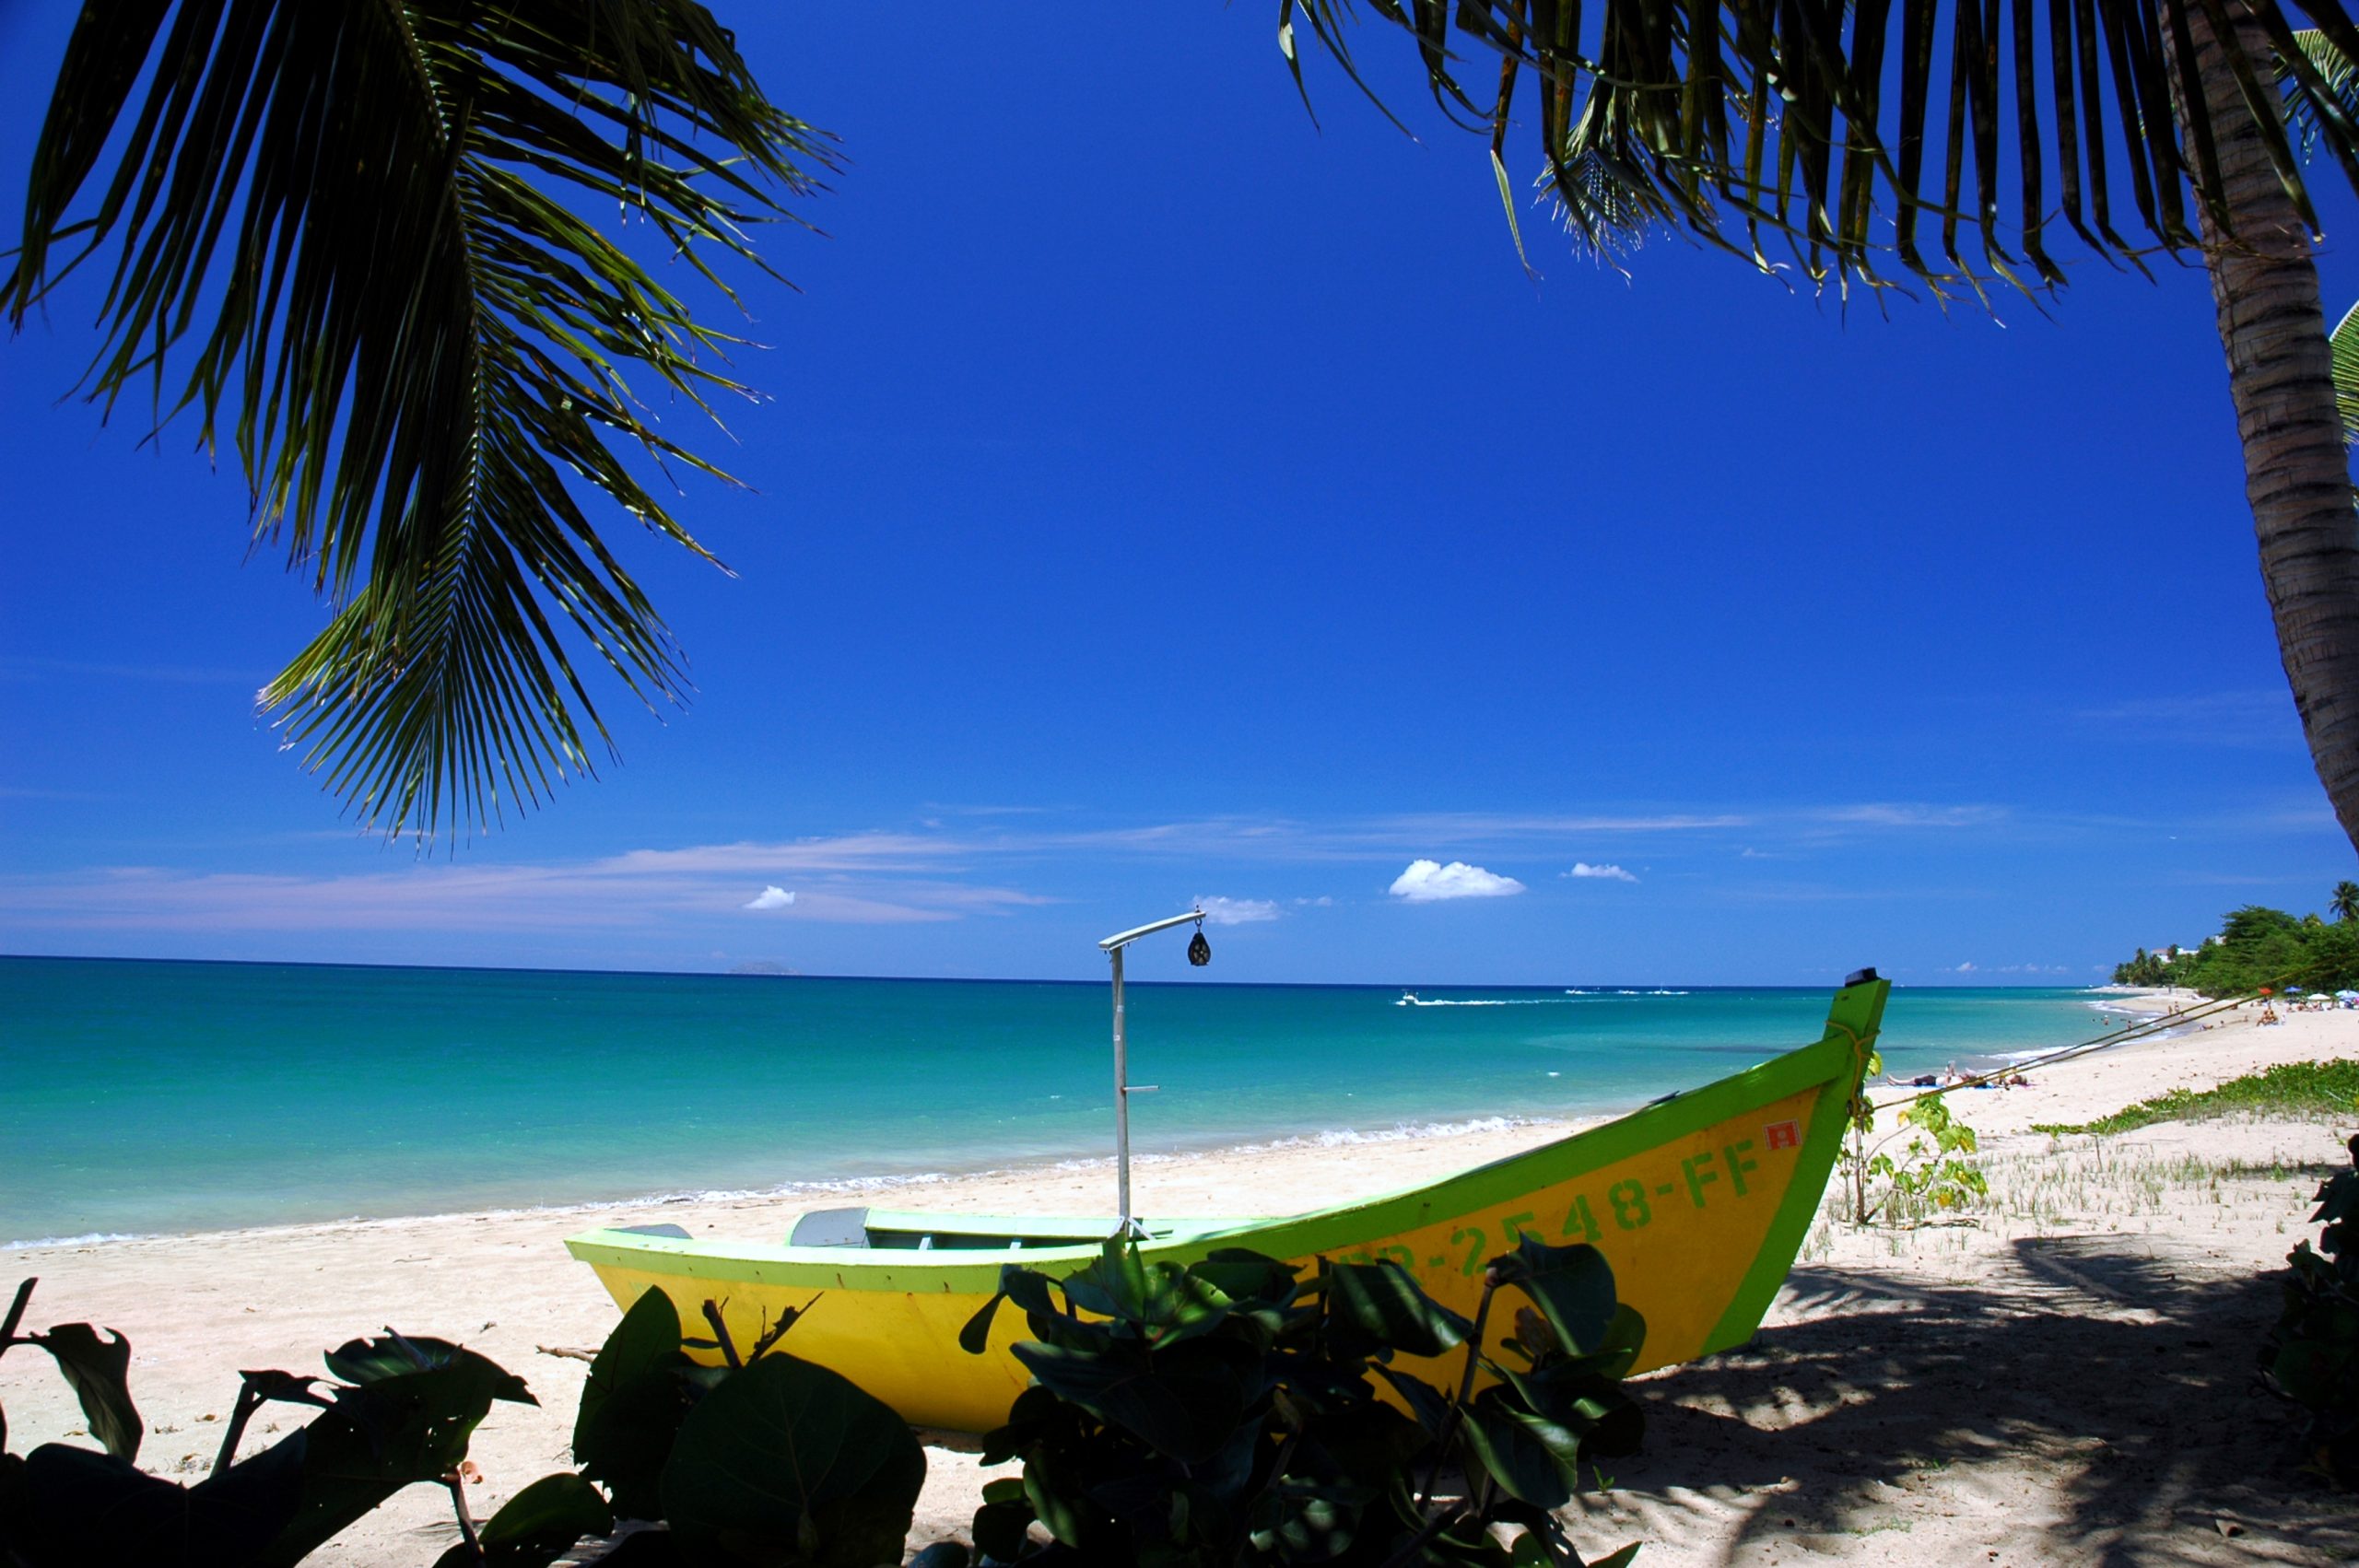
[[606, 1207, 1254, 1253]]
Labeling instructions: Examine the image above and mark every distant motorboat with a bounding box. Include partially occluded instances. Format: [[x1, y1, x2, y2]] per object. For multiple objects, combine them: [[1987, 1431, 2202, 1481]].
[[1398, 989, 1419, 1006]]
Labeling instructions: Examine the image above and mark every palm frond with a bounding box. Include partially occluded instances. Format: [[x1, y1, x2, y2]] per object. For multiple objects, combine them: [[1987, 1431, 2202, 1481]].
[[1284, 0, 2359, 295], [4, 0, 836, 840], [2329, 298, 2359, 441], [2279, 27, 2359, 156]]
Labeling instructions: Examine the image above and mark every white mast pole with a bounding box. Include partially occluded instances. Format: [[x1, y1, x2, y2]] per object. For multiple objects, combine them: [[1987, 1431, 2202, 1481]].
[[1111, 942, 1132, 1232], [1098, 908, 1205, 1239]]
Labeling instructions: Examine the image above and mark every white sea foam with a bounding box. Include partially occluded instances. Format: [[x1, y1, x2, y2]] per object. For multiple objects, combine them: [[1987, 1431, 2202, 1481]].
[[1225, 1114, 1565, 1153], [3, 1231, 142, 1251], [1402, 997, 1558, 1007]]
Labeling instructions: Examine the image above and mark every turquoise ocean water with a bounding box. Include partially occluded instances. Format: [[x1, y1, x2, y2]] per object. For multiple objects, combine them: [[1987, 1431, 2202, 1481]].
[[0, 957, 2132, 1246]]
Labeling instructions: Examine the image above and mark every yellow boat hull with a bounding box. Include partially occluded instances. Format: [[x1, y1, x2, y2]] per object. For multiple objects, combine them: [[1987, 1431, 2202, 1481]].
[[569, 975, 1885, 1433]]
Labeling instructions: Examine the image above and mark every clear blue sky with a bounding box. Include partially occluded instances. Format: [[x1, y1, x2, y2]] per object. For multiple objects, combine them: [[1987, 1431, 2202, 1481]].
[[2, 5, 2352, 987]]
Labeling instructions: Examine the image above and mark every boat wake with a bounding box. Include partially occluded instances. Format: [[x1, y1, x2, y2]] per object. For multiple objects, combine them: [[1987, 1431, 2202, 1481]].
[[1399, 997, 1563, 1007]]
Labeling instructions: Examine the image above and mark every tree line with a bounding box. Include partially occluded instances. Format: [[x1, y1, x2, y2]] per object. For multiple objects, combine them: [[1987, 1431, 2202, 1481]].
[[2114, 883, 2359, 993]]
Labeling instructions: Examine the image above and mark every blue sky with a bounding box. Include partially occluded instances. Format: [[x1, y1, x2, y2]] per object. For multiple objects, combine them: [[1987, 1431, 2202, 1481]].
[[1, 5, 2353, 987]]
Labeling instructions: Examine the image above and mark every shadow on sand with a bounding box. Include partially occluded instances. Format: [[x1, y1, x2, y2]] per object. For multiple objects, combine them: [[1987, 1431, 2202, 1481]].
[[1569, 1235, 2353, 1565]]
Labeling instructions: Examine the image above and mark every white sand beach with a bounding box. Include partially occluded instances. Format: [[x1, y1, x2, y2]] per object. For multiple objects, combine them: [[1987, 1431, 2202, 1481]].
[[5, 992, 2353, 1564]]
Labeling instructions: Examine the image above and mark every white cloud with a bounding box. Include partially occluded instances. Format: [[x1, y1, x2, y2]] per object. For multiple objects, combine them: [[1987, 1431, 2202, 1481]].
[[743, 886, 796, 911], [1952, 961, 1976, 973], [1389, 860, 1525, 904], [1294, 895, 1333, 907], [1814, 803, 2003, 829], [1197, 895, 1280, 925], [1563, 862, 1637, 883]]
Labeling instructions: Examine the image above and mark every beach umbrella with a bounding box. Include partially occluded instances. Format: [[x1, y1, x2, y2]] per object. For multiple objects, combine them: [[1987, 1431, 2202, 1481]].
[[2339, 990, 2358, 1000]]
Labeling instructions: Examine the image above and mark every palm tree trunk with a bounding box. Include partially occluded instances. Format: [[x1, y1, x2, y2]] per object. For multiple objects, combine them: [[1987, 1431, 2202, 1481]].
[[2180, 1, 2359, 860]]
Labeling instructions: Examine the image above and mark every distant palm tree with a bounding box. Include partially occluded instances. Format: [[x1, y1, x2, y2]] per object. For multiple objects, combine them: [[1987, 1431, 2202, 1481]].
[[2332, 881, 2359, 921], [5, 1, 834, 839]]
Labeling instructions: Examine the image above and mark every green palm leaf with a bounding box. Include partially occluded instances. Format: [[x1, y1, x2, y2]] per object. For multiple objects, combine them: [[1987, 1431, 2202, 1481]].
[[2330, 298, 2359, 442], [5, 0, 835, 838], [1288, 0, 2359, 296]]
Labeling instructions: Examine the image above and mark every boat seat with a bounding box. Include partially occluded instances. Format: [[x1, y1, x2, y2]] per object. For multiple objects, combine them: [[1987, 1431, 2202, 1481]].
[[611, 1223, 691, 1239], [789, 1206, 872, 1247]]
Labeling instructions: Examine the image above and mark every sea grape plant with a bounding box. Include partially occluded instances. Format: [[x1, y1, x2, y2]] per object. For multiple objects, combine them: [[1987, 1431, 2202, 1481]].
[[1842, 1085, 1987, 1227], [0, 1276, 539, 1568], [552, 1287, 928, 1567], [2262, 1132, 2359, 1485], [0, 1277, 927, 1567], [942, 1234, 1645, 1567]]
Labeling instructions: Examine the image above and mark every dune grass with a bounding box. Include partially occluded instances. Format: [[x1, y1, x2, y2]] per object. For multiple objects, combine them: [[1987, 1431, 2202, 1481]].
[[2032, 1059, 2359, 1135]]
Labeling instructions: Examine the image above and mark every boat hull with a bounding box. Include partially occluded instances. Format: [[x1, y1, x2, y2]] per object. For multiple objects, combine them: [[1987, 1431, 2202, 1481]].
[[568, 976, 1886, 1433]]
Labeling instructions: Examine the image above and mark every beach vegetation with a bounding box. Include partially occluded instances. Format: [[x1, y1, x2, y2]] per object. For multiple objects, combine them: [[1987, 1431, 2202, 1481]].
[[1842, 1087, 1987, 1227], [2111, 895, 2359, 996], [945, 1234, 1643, 1566], [0, 1274, 929, 1567], [0, 1276, 545, 1567], [2260, 1134, 2359, 1484], [2034, 1060, 2359, 1135]]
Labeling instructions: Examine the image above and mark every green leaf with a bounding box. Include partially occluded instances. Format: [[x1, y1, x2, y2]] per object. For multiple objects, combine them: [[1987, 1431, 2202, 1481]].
[[1057, 1240, 1237, 1348], [573, 1289, 690, 1521], [1367, 1364, 1453, 1437], [1189, 1250, 1301, 1308], [1019, 1442, 1113, 1556], [1325, 1261, 1474, 1359], [660, 1352, 925, 1568], [472, 1471, 616, 1567], [29, 1324, 142, 1463], [1460, 1399, 1579, 1511], [324, 1335, 534, 1405], [1485, 1236, 1621, 1357], [1010, 1335, 1264, 1465], [258, 1352, 531, 1567], [7, 1432, 305, 1568], [960, 1265, 1064, 1355], [909, 1545, 973, 1568], [971, 1492, 1035, 1562]]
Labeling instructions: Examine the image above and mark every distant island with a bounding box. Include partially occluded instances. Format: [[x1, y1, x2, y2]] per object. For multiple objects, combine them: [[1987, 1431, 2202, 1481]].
[[726, 960, 801, 977]]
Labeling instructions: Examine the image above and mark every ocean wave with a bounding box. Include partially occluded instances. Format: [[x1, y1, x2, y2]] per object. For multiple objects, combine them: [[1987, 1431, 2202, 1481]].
[[2, 1231, 143, 1251], [1228, 1114, 1567, 1153]]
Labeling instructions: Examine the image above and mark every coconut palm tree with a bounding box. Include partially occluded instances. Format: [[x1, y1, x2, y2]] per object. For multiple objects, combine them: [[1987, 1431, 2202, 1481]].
[[18, 2, 2359, 846], [4, 0, 834, 840], [1290, 1, 2359, 860], [2332, 879, 2359, 919]]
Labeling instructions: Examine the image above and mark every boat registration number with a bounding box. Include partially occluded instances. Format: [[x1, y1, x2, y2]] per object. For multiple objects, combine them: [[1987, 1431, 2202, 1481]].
[[1341, 1135, 1768, 1277]]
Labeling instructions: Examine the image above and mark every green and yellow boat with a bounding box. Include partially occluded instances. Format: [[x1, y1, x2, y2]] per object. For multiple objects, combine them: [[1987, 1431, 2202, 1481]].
[[568, 965, 1887, 1433]]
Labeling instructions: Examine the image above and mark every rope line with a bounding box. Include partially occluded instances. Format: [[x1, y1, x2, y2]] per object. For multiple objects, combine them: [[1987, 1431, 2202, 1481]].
[[1863, 977, 2311, 1116]]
